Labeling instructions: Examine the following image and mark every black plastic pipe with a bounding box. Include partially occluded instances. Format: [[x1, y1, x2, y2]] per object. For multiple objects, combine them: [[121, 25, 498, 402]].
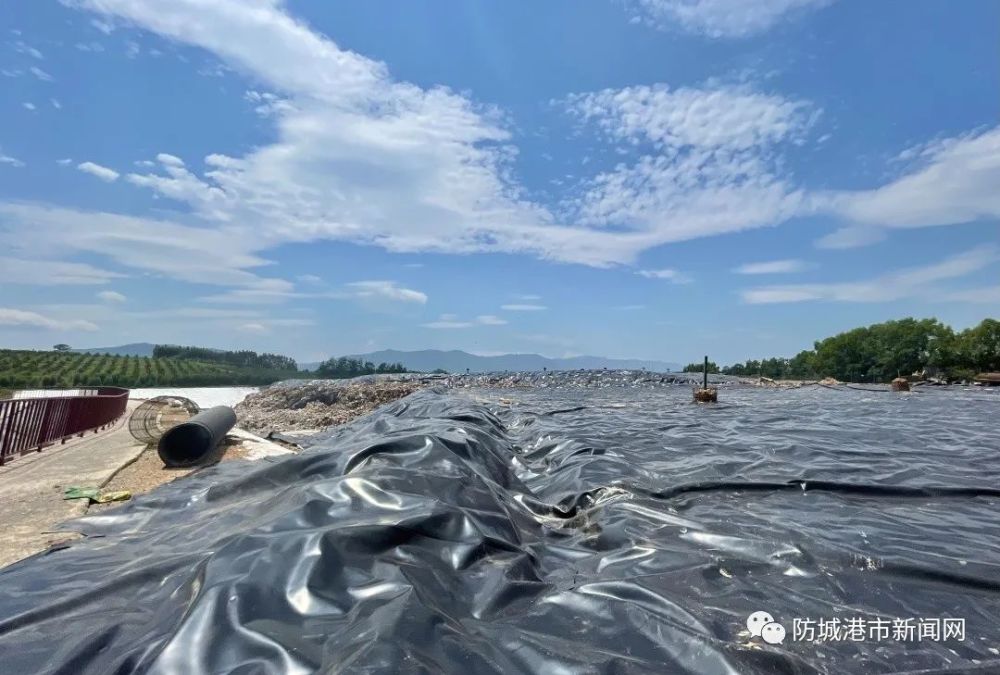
[[157, 405, 236, 467]]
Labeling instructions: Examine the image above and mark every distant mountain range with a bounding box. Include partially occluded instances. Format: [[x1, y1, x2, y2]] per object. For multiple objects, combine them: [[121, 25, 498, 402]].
[[302, 349, 679, 374], [70, 344, 679, 374], [72, 342, 157, 357]]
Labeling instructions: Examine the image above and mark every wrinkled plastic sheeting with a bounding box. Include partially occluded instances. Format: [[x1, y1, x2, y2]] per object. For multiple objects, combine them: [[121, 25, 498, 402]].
[[0, 387, 999, 674]]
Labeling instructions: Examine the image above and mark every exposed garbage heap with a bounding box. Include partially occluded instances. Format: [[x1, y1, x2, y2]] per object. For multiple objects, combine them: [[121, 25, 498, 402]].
[[441, 369, 722, 389], [235, 370, 747, 435], [234, 378, 426, 434]]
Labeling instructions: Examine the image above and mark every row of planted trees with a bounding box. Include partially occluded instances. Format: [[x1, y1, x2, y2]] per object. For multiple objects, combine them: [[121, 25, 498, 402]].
[[693, 318, 999, 383], [0, 349, 300, 389], [152, 345, 298, 371]]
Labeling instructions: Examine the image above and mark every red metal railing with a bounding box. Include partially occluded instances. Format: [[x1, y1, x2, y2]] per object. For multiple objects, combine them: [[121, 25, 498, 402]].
[[0, 387, 129, 465]]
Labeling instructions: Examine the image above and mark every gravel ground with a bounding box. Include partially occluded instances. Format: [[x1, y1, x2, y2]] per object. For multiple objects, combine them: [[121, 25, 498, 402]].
[[89, 439, 253, 513]]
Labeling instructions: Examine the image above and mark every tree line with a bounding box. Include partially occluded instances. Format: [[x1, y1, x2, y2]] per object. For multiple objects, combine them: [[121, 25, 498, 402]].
[[314, 357, 408, 379], [686, 318, 999, 383], [153, 345, 298, 371]]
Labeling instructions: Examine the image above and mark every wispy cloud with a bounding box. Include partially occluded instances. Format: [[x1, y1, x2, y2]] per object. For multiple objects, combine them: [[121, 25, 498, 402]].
[[0, 308, 98, 331], [237, 318, 314, 334], [741, 245, 999, 304], [733, 259, 807, 275], [817, 126, 1000, 248], [96, 290, 127, 303], [626, 0, 834, 38], [77, 161, 120, 182], [90, 18, 114, 34], [29, 66, 53, 82], [422, 313, 508, 329], [637, 268, 691, 283], [563, 83, 816, 254], [0, 152, 24, 168], [0, 257, 123, 285], [501, 304, 547, 311], [12, 41, 43, 59], [345, 281, 427, 304]]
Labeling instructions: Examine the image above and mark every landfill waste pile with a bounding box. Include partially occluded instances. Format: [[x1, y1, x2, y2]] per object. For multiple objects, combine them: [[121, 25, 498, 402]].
[[233, 370, 741, 437], [233, 369, 921, 441], [440, 369, 718, 389], [234, 378, 426, 434], [0, 384, 997, 674]]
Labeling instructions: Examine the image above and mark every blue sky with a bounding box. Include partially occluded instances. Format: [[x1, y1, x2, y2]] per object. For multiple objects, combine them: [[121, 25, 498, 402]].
[[1, 0, 997, 365]]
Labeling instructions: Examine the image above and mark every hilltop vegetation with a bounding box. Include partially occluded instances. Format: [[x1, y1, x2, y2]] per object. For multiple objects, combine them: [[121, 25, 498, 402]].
[[720, 318, 999, 383], [153, 345, 298, 371], [0, 348, 302, 389], [315, 357, 408, 379]]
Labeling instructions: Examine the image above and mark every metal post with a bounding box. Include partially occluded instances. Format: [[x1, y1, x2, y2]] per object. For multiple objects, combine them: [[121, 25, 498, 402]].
[[703, 356, 708, 389]]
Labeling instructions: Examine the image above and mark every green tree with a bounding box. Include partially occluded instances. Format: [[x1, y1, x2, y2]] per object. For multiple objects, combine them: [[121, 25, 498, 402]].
[[683, 361, 719, 373]]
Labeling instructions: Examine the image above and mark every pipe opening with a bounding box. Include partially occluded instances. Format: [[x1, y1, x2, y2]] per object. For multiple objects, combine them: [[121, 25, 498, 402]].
[[158, 423, 214, 467]]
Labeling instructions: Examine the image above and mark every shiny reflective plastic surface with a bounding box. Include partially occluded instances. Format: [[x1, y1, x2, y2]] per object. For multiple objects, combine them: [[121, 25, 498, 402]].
[[0, 386, 997, 673]]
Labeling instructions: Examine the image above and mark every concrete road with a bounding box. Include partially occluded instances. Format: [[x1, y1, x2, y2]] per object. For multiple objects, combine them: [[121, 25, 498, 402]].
[[0, 403, 145, 568]]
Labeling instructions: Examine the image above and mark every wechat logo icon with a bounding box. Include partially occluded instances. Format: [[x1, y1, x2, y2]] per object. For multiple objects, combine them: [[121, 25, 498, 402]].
[[747, 611, 786, 644]]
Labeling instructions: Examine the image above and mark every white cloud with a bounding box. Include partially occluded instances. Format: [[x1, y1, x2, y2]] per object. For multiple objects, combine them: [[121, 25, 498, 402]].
[[0, 202, 276, 286], [733, 259, 806, 274], [22, 102, 36, 111], [628, 0, 833, 38], [199, 278, 298, 304], [422, 313, 507, 329], [239, 322, 268, 334], [637, 268, 690, 283], [76, 41, 105, 52], [565, 83, 813, 150], [0, 257, 124, 285], [51, 98, 62, 109], [77, 161, 120, 182], [514, 294, 542, 301], [97, 290, 127, 303], [64, 0, 639, 268], [501, 304, 547, 311], [56, 158, 73, 166], [236, 318, 313, 334], [0, 308, 98, 332], [91, 18, 114, 34], [29, 66, 53, 82], [815, 225, 887, 250], [816, 126, 1000, 247], [741, 245, 999, 304], [156, 152, 184, 167], [563, 83, 815, 252], [0, 152, 24, 168], [297, 274, 322, 284], [345, 281, 427, 304], [33, 0, 998, 280], [12, 41, 43, 59]]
